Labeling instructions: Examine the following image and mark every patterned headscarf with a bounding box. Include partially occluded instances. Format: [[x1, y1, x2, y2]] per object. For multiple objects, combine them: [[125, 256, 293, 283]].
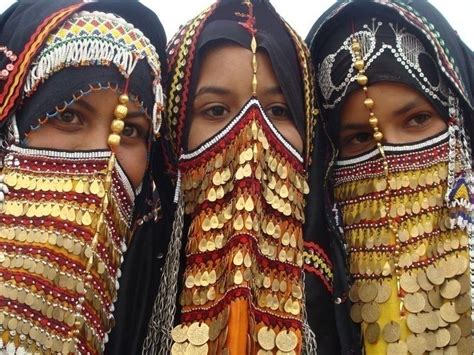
[[306, 0, 474, 353]]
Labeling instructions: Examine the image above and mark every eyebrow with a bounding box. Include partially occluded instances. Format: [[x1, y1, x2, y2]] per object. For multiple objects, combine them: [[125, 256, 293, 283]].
[[75, 99, 96, 114], [340, 122, 371, 133], [261, 85, 283, 96], [126, 111, 147, 119], [392, 97, 424, 116], [194, 85, 232, 98]]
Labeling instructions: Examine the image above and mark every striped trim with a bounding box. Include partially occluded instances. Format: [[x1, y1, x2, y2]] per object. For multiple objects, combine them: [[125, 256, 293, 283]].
[[303, 241, 334, 293], [0, 3, 84, 121]]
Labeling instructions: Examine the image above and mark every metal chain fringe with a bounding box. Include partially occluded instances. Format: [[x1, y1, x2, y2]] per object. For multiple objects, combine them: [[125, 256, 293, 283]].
[[301, 272, 318, 354], [142, 191, 184, 354]]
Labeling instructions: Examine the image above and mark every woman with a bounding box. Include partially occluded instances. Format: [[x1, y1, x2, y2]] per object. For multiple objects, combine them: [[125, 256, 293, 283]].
[[307, 0, 474, 354], [0, 1, 169, 353], [143, 0, 336, 354]]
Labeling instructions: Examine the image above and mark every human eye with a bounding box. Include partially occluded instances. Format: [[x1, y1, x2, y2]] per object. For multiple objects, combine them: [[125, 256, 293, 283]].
[[202, 104, 230, 119], [49, 108, 83, 130], [339, 131, 374, 157], [265, 104, 291, 122], [406, 113, 432, 127], [121, 122, 149, 141]]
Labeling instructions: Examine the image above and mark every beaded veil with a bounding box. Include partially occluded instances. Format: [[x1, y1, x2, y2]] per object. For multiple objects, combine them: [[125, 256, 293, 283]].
[[143, 1, 323, 354], [307, 0, 474, 353], [0, 2, 165, 353]]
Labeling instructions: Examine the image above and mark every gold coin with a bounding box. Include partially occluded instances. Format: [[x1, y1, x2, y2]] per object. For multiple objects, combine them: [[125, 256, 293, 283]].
[[358, 282, 378, 303], [234, 270, 243, 285], [426, 264, 445, 285], [428, 286, 443, 308], [417, 270, 434, 291], [187, 322, 209, 346], [386, 340, 408, 355], [455, 256, 468, 276], [349, 283, 360, 303], [275, 330, 298, 352], [400, 273, 420, 293], [406, 334, 427, 354], [422, 331, 436, 352], [440, 302, 460, 323], [365, 322, 380, 344], [406, 313, 426, 334], [361, 302, 381, 323], [351, 303, 362, 323], [440, 279, 461, 300], [457, 336, 474, 355], [375, 283, 391, 304], [435, 309, 448, 328], [448, 323, 461, 345], [208, 320, 221, 342], [404, 292, 425, 313], [7, 317, 17, 330], [457, 272, 470, 295], [171, 324, 189, 343], [444, 256, 459, 279], [435, 327, 451, 348], [185, 343, 208, 355], [233, 250, 244, 266], [171, 342, 188, 354], [421, 292, 433, 312], [454, 293, 471, 315], [382, 321, 401, 343], [257, 327, 276, 351]]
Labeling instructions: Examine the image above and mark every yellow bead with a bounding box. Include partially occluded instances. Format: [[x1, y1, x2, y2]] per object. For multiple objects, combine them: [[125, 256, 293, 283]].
[[364, 98, 374, 109], [119, 94, 129, 104], [351, 41, 361, 52], [114, 104, 128, 119], [111, 119, 125, 134], [373, 131, 383, 141], [354, 59, 365, 71], [108, 133, 121, 147], [357, 74, 368, 86], [369, 116, 378, 127]]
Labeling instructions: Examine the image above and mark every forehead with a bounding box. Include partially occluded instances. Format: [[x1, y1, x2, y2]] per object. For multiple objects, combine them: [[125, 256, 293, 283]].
[[196, 43, 279, 89], [341, 82, 432, 122]]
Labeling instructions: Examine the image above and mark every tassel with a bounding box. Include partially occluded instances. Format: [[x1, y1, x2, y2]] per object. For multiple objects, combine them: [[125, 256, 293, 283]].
[[142, 190, 185, 354]]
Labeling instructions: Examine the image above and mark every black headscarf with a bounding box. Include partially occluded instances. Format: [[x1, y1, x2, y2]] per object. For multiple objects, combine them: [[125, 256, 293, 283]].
[[180, 0, 305, 149], [0, 2, 172, 354], [305, 1, 474, 353], [184, 2, 340, 353]]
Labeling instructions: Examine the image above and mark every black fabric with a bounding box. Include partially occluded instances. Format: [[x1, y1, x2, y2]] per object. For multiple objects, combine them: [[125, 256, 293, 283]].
[[172, 1, 341, 354], [16, 63, 155, 137], [0, 1, 172, 354], [305, 1, 474, 354], [309, 3, 448, 143], [0, 0, 167, 128], [182, 0, 305, 150]]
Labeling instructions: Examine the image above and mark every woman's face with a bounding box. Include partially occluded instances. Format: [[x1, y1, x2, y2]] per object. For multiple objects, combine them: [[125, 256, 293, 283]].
[[188, 43, 303, 152], [26, 89, 150, 188], [338, 82, 447, 157]]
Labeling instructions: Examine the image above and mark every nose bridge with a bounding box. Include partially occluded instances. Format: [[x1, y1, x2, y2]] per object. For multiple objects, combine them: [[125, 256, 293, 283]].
[[75, 118, 110, 151], [373, 114, 399, 145]]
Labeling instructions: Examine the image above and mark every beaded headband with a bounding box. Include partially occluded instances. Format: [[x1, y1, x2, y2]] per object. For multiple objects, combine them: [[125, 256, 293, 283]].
[[310, 0, 471, 111], [24, 10, 164, 138], [318, 19, 449, 111]]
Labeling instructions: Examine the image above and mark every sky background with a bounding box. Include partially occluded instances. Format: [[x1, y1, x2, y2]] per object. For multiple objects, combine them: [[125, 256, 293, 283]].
[[1, 1, 473, 49]]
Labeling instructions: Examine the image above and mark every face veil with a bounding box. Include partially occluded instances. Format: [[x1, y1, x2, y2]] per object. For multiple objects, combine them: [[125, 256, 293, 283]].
[[0, 2, 166, 353], [306, 0, 474, 354], [143, 1, 321, 354]]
